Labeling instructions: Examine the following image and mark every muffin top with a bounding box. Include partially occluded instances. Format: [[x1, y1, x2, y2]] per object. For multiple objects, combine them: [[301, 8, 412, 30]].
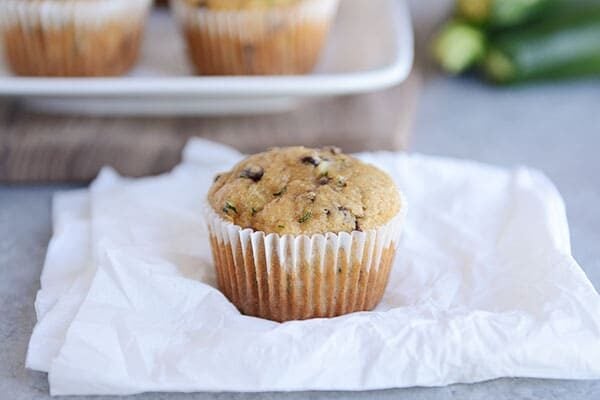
[[208, 146, 401, 235], [183, 0, 300, 10]]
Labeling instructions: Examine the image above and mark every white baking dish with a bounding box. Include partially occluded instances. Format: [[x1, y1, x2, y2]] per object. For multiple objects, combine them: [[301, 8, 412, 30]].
[[0, 0, 413, 115]]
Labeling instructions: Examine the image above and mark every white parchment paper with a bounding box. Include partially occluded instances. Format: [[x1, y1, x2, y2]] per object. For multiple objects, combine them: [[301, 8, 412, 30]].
[[26, 139, 600, 396]]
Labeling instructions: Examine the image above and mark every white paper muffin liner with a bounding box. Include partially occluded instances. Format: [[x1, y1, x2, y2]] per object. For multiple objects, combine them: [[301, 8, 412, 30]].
[[0, 0, 153, 76], [204, 195, 406, 322], [170, 0, 340, 75]]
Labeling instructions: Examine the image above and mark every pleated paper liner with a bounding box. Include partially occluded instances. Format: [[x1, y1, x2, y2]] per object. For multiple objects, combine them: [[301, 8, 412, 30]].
[[0, 0, 153, 77], [170, 0, 340, 75], [205, 199, 406, 322]]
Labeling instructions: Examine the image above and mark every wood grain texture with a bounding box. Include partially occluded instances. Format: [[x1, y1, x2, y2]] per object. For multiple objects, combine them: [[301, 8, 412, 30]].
[[0, 70, 421, 183]]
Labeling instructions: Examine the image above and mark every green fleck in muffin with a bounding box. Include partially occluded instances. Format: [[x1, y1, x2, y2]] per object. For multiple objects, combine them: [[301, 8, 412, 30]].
[[205, 146, 406, 322]]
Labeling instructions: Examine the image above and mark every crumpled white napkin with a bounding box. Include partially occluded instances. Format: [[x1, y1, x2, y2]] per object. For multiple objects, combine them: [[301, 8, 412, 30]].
[[26, 139, 600, 396]]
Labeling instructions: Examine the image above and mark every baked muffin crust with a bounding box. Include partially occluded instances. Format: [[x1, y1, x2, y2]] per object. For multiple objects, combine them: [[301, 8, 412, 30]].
[[208, 147, 401, 235]]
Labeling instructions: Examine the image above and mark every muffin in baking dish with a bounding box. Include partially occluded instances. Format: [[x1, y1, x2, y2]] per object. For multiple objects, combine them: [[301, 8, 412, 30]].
[[0, 0, 152, 77], [170, 0, 340, 75], [205, 146, 406, 322]]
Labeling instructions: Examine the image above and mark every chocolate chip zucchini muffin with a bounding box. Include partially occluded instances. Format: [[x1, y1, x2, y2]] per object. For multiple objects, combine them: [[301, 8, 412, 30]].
[[0, 0, 152, 77], [170, 0, 339, 75], [205, 147, 406, 322]]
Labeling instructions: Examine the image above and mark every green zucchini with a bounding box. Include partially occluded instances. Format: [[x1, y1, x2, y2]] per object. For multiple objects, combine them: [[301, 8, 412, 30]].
[[432, 20, 487, 74], [457, 0, 599, 29], [457, 0, 553, 28], [484, 7, 600, 83]]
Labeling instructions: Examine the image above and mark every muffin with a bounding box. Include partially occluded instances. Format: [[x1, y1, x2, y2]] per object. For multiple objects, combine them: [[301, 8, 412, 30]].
[[205, 146, 406, 322], [0, 0, 153, 77], [170, 0, 340, 75]]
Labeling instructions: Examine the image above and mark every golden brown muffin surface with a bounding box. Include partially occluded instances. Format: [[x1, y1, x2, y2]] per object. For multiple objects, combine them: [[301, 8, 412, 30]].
[[208, 147, 401, 235]]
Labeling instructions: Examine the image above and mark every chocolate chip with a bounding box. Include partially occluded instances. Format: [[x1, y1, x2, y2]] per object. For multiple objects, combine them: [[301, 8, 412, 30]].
[[318, 176, 331, 185], [301, 155, 321, 166], [324, 209, 331, 216], [273, 186, 287, 197], [325, 146, 341, 155], [213, 174, 221, 183], [355, 219, 362, 232], [240, 165, 264, 182]]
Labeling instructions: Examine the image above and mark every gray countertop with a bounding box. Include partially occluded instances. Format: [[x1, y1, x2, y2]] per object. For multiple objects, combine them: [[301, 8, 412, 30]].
[[1, 74, 600, 399]]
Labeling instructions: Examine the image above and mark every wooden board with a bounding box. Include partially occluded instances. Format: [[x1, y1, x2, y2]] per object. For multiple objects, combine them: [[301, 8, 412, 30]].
[[0, 70, 421, 183]]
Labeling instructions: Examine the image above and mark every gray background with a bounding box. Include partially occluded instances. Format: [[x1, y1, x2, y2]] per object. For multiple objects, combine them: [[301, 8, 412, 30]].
[[2, 75, 599, 400]]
